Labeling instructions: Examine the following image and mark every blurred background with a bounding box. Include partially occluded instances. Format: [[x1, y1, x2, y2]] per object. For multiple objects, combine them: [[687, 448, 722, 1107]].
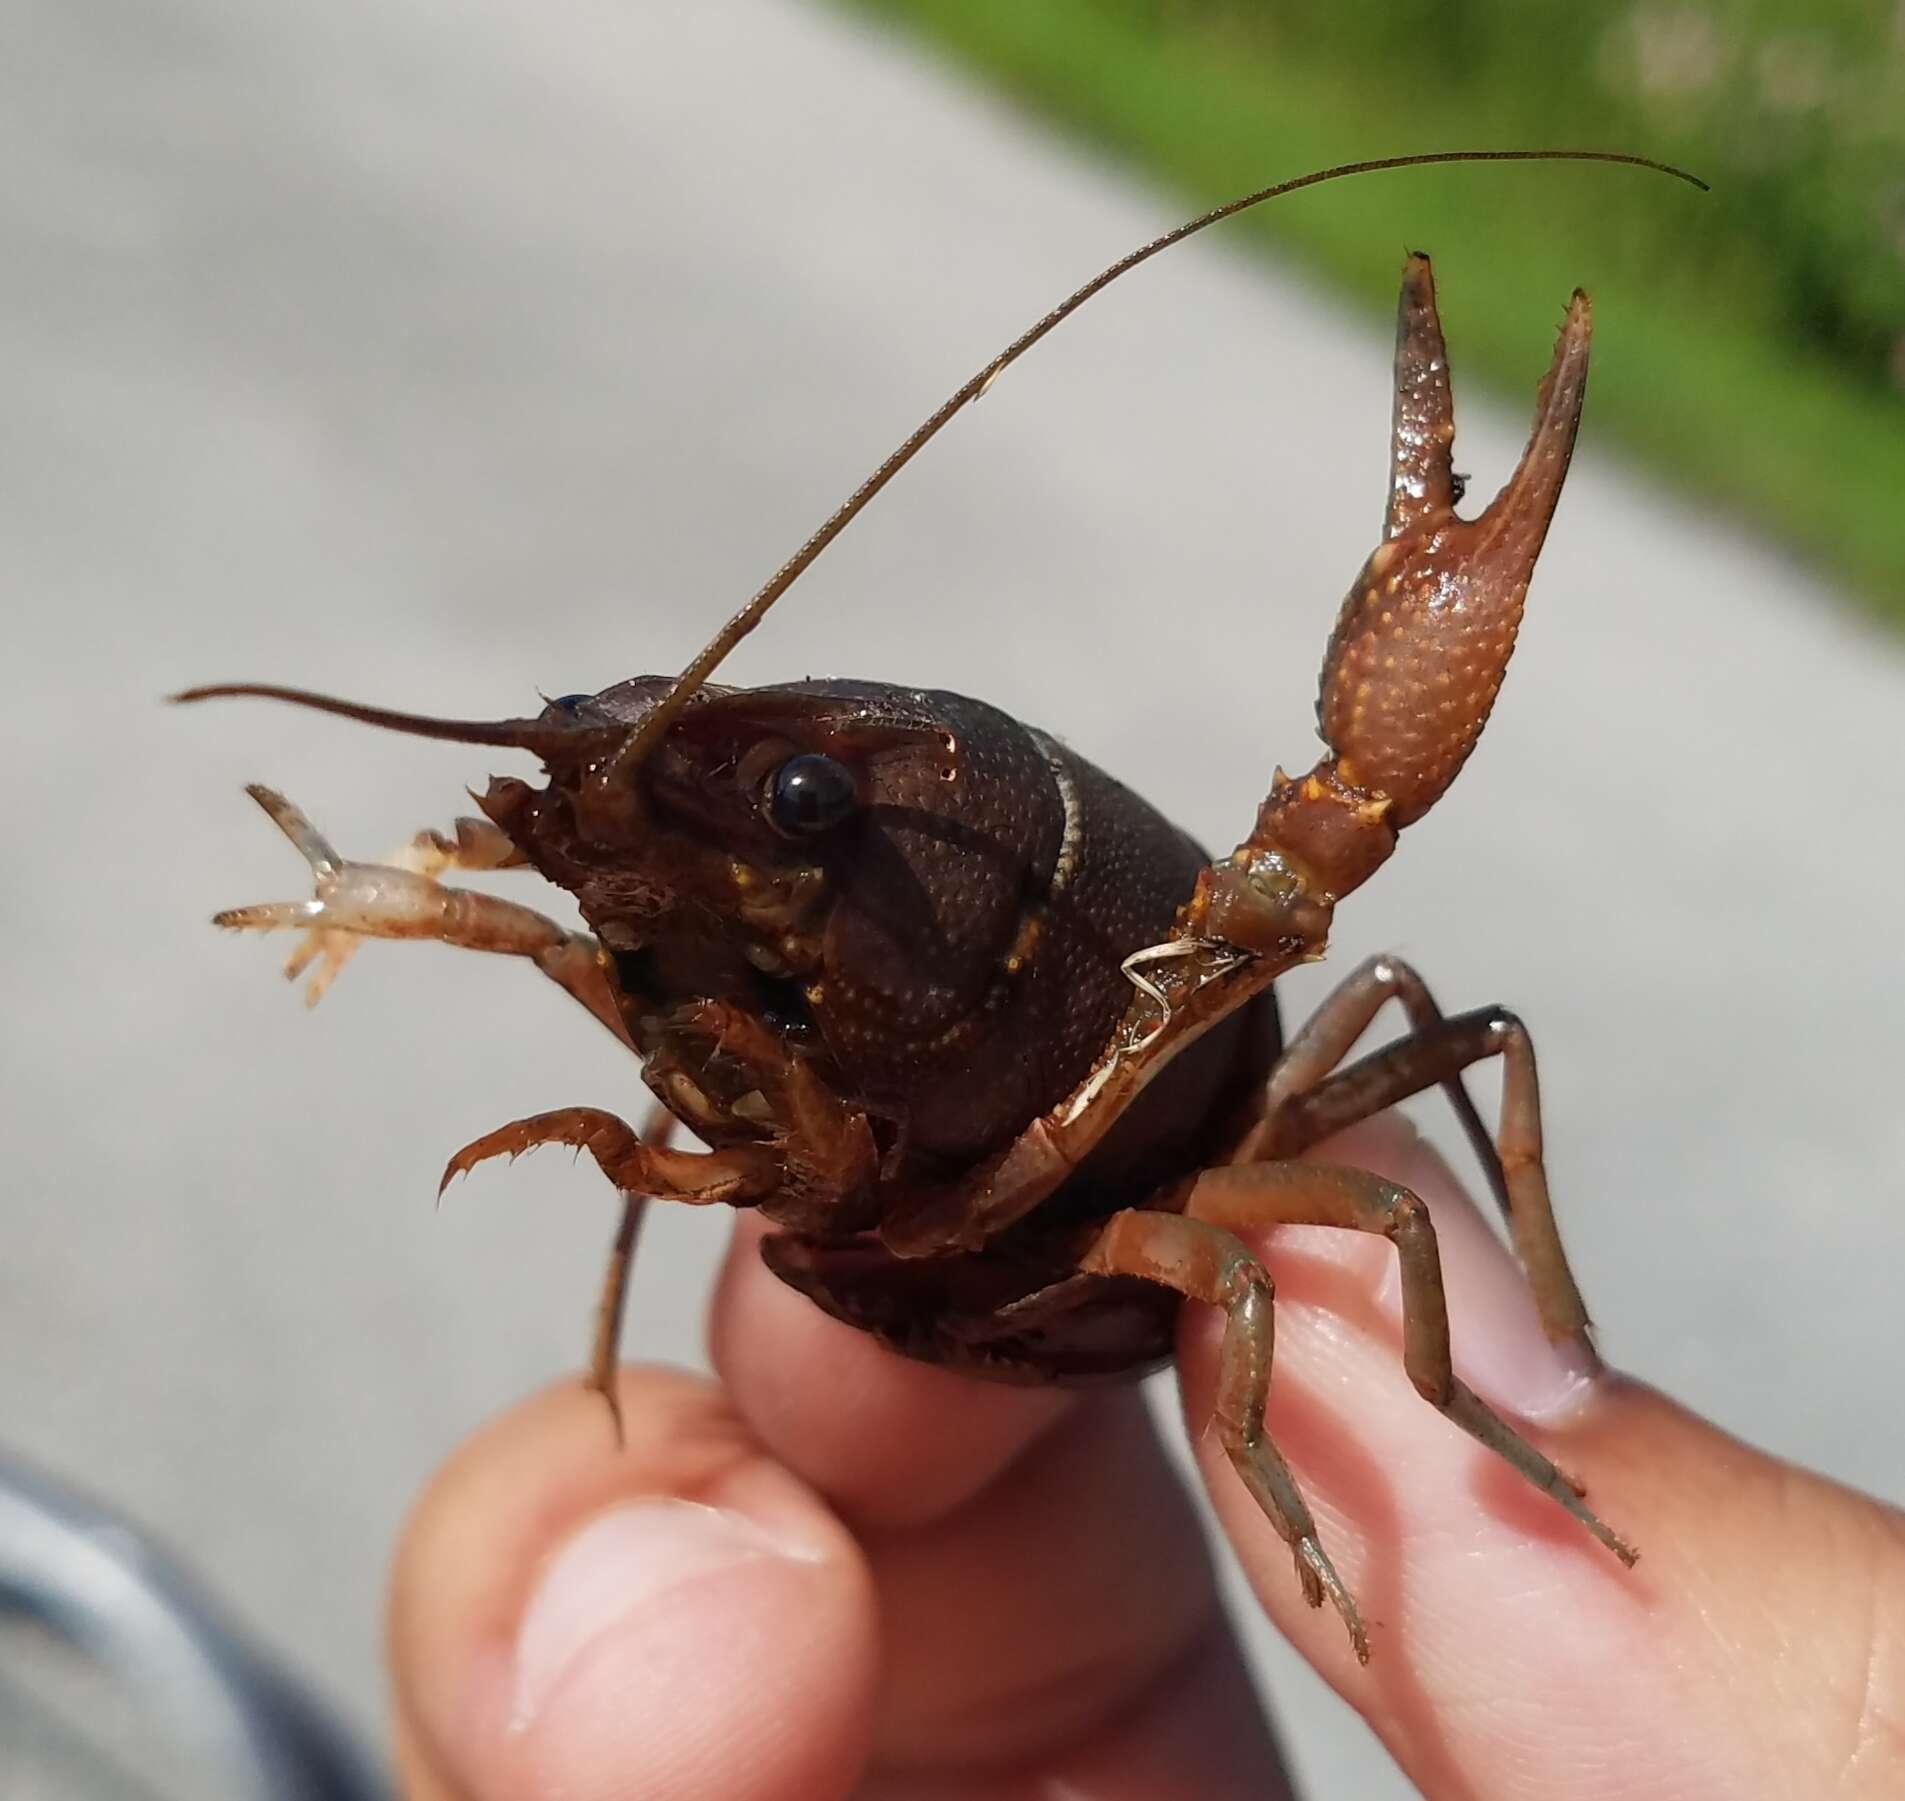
[[3, 0, 1901, 1795], [855, 0, 1905, 611]]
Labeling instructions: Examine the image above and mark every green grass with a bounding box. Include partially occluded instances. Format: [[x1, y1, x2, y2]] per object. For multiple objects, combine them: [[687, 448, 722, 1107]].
[[841, 0, 1905, 620]]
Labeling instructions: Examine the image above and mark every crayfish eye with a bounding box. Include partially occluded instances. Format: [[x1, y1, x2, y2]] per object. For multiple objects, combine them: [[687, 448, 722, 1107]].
[[549, 693, 593, 713], [766, 753, 860, 834]]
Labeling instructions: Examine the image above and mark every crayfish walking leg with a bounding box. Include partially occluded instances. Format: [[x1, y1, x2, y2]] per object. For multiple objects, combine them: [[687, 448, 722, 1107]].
[[1183, 1163, 1636, 1565], [1078, 1209, 1369, 1660], [1236, 955, 1589, 1340]]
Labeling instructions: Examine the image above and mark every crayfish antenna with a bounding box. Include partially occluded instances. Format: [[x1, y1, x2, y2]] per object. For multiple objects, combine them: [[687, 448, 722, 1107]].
[[1243, 255, 1590, 904], [608, 156, 1683, 801]]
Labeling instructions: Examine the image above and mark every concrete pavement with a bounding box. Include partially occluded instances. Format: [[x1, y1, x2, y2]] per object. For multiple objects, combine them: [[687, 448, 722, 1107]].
[[4, 1, 1902, 1792]]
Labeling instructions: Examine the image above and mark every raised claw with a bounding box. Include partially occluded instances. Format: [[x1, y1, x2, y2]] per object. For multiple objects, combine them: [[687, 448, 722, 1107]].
[[1319, 258, 1591, 830], [1242, 260, 1593, 914]]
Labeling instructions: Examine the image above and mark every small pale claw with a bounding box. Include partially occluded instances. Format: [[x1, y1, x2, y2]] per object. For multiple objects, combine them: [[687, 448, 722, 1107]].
[[218, 786, 500, 1007], [243, 784, 341, 876], [213, 788, 372, 1005], [213, 885, 372, 1005], [213, 893, 368, 1007], [268, 796, 487, 1003], [213, 900, 326, 931]]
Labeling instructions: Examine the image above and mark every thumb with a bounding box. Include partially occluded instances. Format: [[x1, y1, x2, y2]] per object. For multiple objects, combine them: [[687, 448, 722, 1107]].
[[388, 1368, 878, 1800], [1177, 1120, 1905, 1801]]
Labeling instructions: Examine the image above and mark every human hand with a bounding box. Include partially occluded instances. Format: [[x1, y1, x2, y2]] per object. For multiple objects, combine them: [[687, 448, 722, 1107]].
[[388, 1120, 1905, 1798]]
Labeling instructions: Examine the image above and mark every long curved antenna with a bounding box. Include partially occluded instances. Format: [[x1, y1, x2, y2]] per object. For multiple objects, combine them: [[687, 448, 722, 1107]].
[[603, 148, 1705, 797]]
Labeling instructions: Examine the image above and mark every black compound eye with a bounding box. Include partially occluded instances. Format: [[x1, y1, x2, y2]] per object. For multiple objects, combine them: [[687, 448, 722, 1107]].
[[766, 753, 860, 834], [549, 693, 593, 713]]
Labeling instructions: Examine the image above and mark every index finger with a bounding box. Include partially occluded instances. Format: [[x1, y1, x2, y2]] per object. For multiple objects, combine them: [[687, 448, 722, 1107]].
[[709, 1216, 1287, 1783], [1177, 1121, 1905, 1800]]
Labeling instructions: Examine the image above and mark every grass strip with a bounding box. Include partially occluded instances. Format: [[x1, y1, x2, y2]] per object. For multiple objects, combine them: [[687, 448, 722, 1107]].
[[842, 0, 1905, 620]]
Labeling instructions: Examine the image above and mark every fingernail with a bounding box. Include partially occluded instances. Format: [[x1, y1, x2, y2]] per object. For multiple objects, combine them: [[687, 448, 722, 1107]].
[[511, 1497, 823, 1731], [1366, 1135, 1604, 1423]]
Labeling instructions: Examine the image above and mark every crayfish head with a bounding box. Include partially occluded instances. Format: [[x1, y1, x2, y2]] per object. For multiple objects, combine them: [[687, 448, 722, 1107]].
[[478, 678, 955, 990]]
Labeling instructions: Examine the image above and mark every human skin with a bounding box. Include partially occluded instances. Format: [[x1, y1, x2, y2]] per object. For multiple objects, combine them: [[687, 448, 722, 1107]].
[[387, 1121, 1905, 1799]]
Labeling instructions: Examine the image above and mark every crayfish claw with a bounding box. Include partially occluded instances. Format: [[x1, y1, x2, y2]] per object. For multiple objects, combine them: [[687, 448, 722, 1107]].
[[212, 899, 324, 933], [213, 787, 375, 1004], [1383, 251, 1457, 541], [1311, 265, 1592, 842], [242, 783, 342, 877]]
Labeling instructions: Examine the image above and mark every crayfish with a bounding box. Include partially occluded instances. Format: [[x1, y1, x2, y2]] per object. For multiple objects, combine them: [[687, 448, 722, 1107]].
[[180, 150, 1703, 1660]]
